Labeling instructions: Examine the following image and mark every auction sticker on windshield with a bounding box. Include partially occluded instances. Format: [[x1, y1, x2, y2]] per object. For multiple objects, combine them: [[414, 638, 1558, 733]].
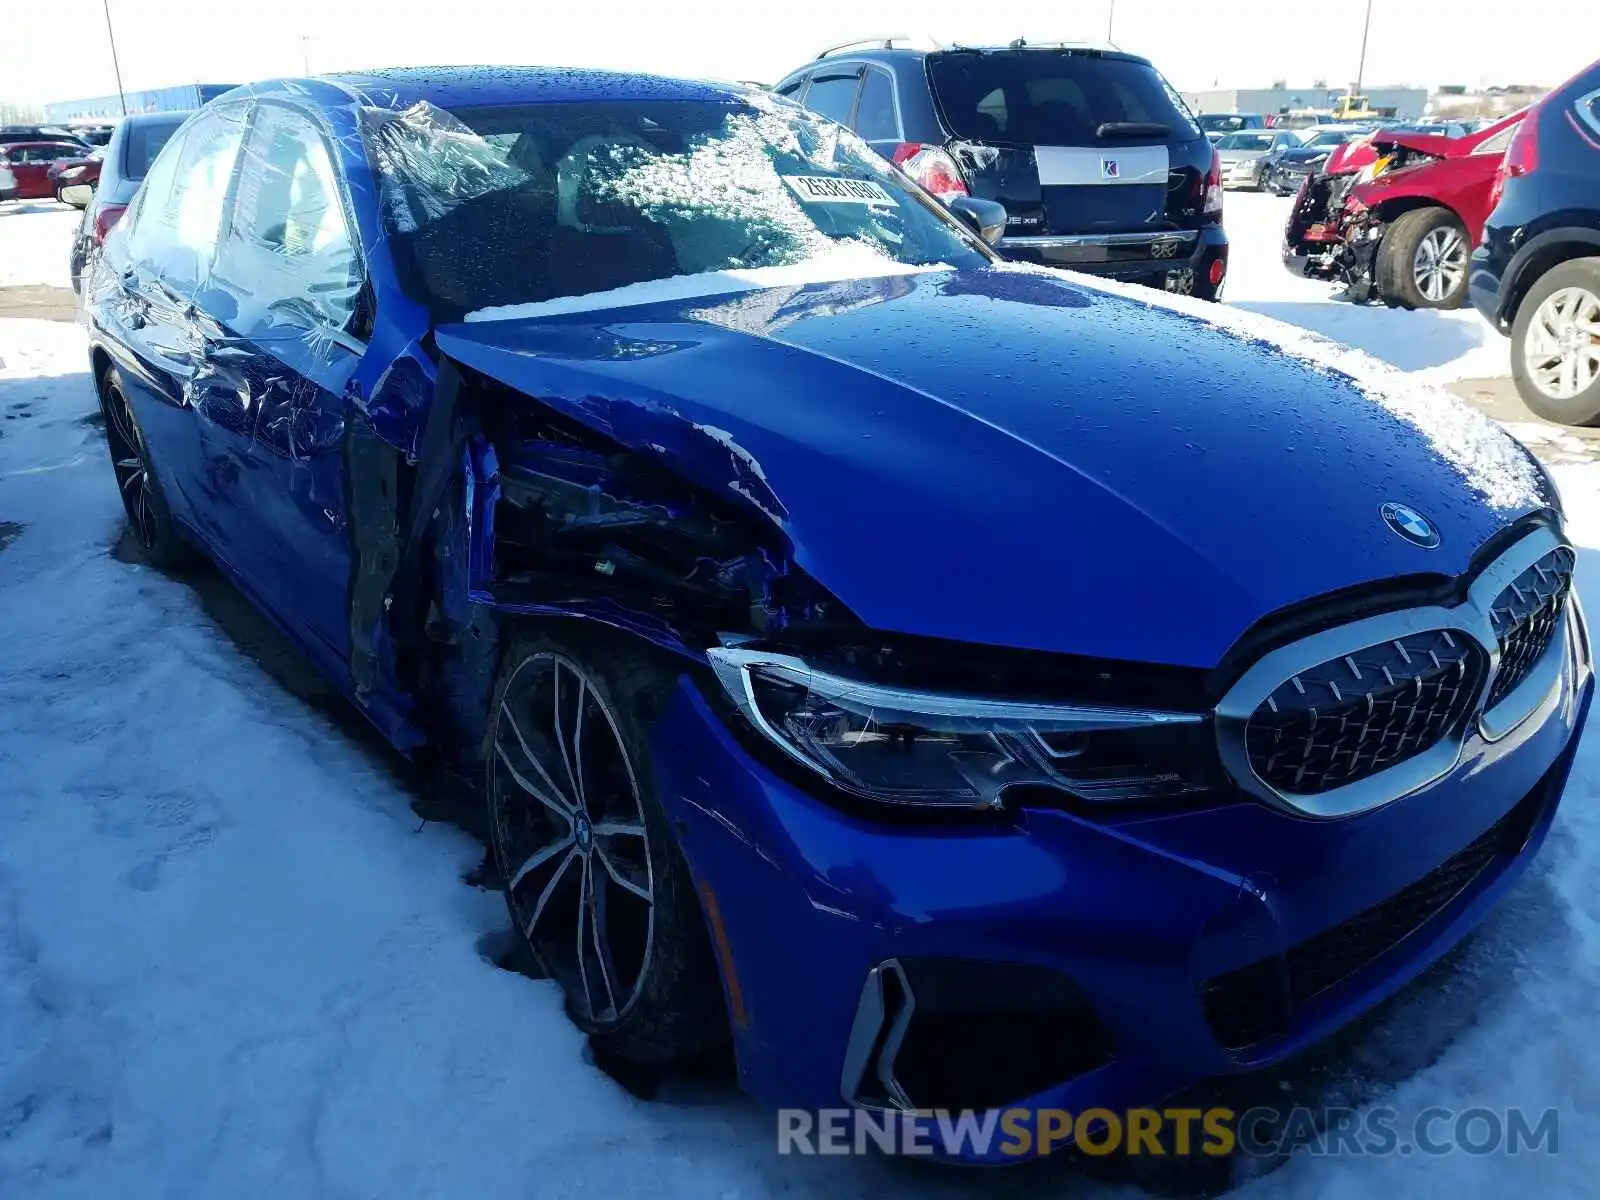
[[783, 175, 896, 205]]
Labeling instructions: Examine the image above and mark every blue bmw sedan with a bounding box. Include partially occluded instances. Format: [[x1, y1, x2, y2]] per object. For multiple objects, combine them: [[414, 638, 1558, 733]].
[[82, 66, 1590, 1159]]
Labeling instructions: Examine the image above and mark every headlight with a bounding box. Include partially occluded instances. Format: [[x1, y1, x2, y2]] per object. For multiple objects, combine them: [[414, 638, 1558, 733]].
[[706, 646, 1217, 811]]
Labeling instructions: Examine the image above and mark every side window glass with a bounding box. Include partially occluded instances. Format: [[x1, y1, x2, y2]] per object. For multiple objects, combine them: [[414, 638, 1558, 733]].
[[855, 70, 898, 141], [218, 105, 363, 332], [127, 109, 247, 296], [123, 126, 188, 256], [805, 73, 862, 125]]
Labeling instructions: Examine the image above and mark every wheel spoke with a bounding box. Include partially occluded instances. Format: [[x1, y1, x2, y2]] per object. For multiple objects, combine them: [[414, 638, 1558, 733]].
[[552, 663, 585, 812], [507, 833, 575, 894], [522, 845, 578, 939], [593, 819, 645, 838], [105, 393, 138, 452], [498, 702, 577, 814], [575, 856, 599, 1017], [596, 845, 652, 903], [586, 862, 619, 1015], [494, 741, 575, 825]]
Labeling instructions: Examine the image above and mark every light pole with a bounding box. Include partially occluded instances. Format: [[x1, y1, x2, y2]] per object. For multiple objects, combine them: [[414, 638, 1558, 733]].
[[1353, 0, 1374, 97], [102, 0, 127, 116]]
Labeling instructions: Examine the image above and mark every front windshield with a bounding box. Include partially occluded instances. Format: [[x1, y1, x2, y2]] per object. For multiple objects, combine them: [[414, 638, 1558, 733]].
[[1303, 130, 1354, 147], [362, 97, 989, 318], [1217, 132, 1273, 151], [1197, 114, 1248, 133]]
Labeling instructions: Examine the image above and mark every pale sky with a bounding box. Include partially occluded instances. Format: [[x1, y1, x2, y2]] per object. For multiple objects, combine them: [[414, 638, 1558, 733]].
[[0, 0, 1586, 108]]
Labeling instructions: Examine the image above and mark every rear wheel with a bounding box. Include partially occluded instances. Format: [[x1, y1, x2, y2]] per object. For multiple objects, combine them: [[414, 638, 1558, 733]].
[[484, 627, 726, 1065], [99, 368, 193, 568], [1376, 207, 1470, 309], [1511, 257, 1600, 426]]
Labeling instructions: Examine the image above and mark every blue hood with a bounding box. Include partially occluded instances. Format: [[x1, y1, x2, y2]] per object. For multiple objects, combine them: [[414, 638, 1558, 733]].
[[436, 268, 1549, 669]]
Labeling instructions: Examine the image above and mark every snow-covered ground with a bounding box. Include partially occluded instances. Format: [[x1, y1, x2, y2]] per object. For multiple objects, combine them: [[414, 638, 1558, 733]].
[[1223, 191, 1509, 384], [1, 199, 1590, 1198], [0, 202, 80, 290]]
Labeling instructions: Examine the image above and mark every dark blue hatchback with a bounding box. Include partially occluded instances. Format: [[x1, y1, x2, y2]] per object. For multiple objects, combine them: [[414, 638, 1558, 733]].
[[81, 65, 1590, 1161]]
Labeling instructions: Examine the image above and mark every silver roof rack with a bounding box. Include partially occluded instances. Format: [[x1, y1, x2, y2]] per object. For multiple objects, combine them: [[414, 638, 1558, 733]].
[[814, 36, 941, 60]]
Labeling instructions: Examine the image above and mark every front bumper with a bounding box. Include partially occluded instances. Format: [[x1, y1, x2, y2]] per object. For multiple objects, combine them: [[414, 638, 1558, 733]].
[[1264, 162, 1317, 195], [651, 578, 1591, 1163], [996, 225, 1229, 291]]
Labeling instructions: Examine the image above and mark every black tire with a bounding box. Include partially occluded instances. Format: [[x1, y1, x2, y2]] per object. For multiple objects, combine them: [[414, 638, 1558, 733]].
[[1376, 207, 1470, 310], [98, 367, 195, 569], [1510, 256, 1600, 426], [484, 625, 726, 1066]]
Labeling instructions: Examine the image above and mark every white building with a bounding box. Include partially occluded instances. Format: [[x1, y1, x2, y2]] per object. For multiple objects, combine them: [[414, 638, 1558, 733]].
[[1181, 85, 1429, 121]]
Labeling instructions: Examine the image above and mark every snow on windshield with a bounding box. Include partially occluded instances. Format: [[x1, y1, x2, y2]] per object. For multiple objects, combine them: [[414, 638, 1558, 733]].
[[363, 95, 983, 321]]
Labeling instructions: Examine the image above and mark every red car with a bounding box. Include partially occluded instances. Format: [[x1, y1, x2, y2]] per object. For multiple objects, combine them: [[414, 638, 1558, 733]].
[[1282, 112, 1524, 309], [49, 153, 102, 200], [0, 140, 94, 201]]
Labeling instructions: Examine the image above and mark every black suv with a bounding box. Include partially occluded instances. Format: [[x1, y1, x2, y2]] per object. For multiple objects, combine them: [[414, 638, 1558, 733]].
[[1470, 57, 1600, 424], [773, 40, 1228, 299]]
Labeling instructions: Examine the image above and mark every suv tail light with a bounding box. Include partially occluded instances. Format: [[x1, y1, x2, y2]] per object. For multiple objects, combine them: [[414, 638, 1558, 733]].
[[92, 203, 128, 244], [1488, 111, 1540, 212], [1203, 148, 1224, 218], [891, 143, 969, 202]]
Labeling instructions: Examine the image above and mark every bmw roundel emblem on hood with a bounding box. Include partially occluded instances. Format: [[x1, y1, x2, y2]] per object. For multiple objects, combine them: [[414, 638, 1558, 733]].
[[1380, 502, 1440, 548]]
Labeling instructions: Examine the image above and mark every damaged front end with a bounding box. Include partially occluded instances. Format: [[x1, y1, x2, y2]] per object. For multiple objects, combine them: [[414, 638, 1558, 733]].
[[1281, 134, 1450, 301], [344, 342, 862, 791]]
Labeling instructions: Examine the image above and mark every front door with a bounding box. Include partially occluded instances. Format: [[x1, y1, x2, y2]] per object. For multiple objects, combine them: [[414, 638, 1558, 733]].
[[198, 101, 369, 669]]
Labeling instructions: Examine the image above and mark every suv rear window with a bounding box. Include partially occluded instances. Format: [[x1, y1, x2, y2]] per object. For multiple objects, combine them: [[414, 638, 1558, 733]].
[[927, 50, 1199, 145], [123, 118, 187, 180]]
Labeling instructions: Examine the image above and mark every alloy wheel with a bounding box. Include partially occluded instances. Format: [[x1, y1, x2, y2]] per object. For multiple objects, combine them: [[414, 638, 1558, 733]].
[[490, 652, 655, 1024], [1524, 286, 1600, 401], [1412, 225, 1468, 303], [103, 382, 157, 549]]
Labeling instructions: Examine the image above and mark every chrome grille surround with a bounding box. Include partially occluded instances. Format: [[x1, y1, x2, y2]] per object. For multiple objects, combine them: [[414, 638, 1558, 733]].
[[1217, 525, 1580, 819]]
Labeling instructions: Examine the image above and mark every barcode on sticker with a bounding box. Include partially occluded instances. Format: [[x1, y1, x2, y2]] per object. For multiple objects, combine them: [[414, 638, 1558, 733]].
[[782, 175, 895, 205]]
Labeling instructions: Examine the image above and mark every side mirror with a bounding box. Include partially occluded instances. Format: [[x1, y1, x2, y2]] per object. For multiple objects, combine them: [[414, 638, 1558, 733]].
[[947, 195, 1007, 246], [60, 183, 94, 208]]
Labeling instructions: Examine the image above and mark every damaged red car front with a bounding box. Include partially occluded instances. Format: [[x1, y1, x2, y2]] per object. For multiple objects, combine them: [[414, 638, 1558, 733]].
[[1282, 112, 1524, 309]]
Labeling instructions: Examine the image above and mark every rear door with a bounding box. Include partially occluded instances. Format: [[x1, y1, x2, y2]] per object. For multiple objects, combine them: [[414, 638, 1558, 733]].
[[96, 108, 249, 534], [926, 49, 1212, 239]]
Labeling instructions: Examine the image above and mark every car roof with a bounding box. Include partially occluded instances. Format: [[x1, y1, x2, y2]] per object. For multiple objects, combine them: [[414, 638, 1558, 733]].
[[117, 111, 189, 128], [840, 42, 1153, 67], [225, 66, 750, 114]]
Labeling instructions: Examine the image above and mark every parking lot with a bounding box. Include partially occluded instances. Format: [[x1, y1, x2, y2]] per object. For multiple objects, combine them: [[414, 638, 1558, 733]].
[[4, 177, 1600, 1199]]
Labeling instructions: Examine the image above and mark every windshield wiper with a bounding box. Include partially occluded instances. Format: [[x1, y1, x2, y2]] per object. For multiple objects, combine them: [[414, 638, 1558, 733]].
[[1095, 121, 1170, 139]]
